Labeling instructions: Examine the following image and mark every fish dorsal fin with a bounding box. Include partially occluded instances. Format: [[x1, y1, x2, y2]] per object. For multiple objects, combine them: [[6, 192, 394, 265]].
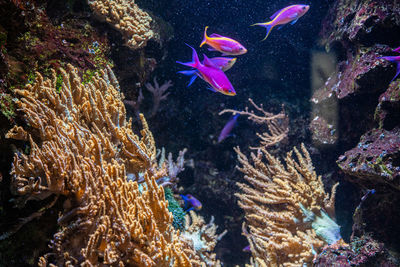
[[203, 54, 219, 68], [270, 8, 285, 20], [210, 33, 224, 38]]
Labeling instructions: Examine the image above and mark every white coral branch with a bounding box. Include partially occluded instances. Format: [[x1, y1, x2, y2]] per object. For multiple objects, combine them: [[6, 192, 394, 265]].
[[145, 77, 172, 117]]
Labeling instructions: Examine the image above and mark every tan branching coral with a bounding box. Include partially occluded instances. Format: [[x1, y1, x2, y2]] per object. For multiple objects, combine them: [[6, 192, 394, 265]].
[[181, 211, 227, 267], [219, 98, 289, 149], [235, 144, 340, 267], [88, 0, 154, 49], [7, 64, 192, 266]]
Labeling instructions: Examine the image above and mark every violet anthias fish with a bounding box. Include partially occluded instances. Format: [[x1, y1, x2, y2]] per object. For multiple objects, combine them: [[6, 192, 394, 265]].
[[179, 56, 236, 75], [208, 57, 237, 71], [252, 5, 310, 41], [177, 57, 236, 86], [379, 55, 400, 82], [218, 114, 239, 143], [180, 194, 202, 211], [176, 44, 236, 96], [200, 26, 247, 56]]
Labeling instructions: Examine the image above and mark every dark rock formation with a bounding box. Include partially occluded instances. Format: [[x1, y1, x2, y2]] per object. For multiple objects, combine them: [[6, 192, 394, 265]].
[[314, 235, 398, 267]]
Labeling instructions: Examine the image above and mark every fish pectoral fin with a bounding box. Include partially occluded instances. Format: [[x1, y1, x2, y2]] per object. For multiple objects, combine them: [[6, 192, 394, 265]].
[[188, 75, 198, 87], [221, 46, 233, 51], [289, 13, 298, 19], [206, 86, 217, 92], [290, 18, 299, 25]]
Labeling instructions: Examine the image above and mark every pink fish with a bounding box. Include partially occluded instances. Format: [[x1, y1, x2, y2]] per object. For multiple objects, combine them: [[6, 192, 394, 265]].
[[177, 44, 236, 96], [379, 55, 400, 82], [200, 26, 247, 56], [252, 4, 310, 41], [208, 57, 237, 71], [177, 56, 236, 86], [218, 114, 239, 143]]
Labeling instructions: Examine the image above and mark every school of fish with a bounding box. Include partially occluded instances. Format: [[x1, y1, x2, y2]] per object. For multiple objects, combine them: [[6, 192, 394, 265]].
[[175, 4, 400, 205], [177, 4, 310, 97]]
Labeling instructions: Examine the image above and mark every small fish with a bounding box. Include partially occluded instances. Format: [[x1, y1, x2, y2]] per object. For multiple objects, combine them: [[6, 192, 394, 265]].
[[200, 26, 247, 56], [361, 189, 375, 202], [379, 55, 400, 82], [177, 44, 236, 96], [180, 194, 202, 211], [252, 5, 310, 41], [218, 114, 239, 143], [208, 57, 237, 71], [177, 57, 236, 86], [242, 245, 251, 252], [393, 46, 400, 53]]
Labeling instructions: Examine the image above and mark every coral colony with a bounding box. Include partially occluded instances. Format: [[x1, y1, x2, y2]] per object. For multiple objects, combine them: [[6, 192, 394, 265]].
[[0, 0, 400, 266]]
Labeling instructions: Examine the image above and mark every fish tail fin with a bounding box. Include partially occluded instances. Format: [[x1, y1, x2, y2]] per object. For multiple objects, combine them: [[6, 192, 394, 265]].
[[177, 70, 197, 76], [379, 56, 400, 82], [176, 44, 200, 68], [251, 22, 274, 41], [391, 61, 400, 82], [200, 26, 209, 47], [176, 61, 194, 68], [177, 70, 198, 87]]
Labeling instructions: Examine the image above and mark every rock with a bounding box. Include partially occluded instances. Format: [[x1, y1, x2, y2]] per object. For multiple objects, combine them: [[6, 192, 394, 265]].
[[314, 235, 398, 267], [337, 128, 400, 189], [322, 0, 400, 48], [310, 116, 338, 146], [375, 80, 400, 129]]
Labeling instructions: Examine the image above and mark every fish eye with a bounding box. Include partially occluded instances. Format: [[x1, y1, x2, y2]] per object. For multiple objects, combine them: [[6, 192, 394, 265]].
[[302, 6, 306, 10], [228, 89, 232, 93]]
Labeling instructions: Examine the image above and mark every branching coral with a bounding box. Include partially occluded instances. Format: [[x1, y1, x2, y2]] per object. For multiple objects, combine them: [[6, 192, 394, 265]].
[[181, 211, 227, 267], [6, 64, 192, 265], [155, 147, 188, 189], [235, 144, 340, 267], [145, 77, 172, 117], [88, 0, 154, 49], [219, 98, 288, 149]]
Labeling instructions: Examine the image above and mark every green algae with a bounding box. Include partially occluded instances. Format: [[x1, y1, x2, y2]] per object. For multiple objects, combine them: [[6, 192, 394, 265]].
[[164, 187, 186, 231]]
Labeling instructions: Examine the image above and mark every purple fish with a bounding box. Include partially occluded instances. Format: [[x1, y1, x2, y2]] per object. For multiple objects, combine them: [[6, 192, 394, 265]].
[[242, 245, 251, 252], [177, 44, 236, 96], [181, 194, 202, 211], [177, 57, 236, 87], [200, 26, 247, 56], [379, 55, 400, 82], [394, 46, 400, 53], [208, 57, 237, 71], [218, 114, 239, 143], [252, 5, 310, 41]]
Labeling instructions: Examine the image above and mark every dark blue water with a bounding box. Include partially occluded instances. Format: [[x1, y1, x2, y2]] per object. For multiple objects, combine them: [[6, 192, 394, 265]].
[[134, 1, 338, 265]]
